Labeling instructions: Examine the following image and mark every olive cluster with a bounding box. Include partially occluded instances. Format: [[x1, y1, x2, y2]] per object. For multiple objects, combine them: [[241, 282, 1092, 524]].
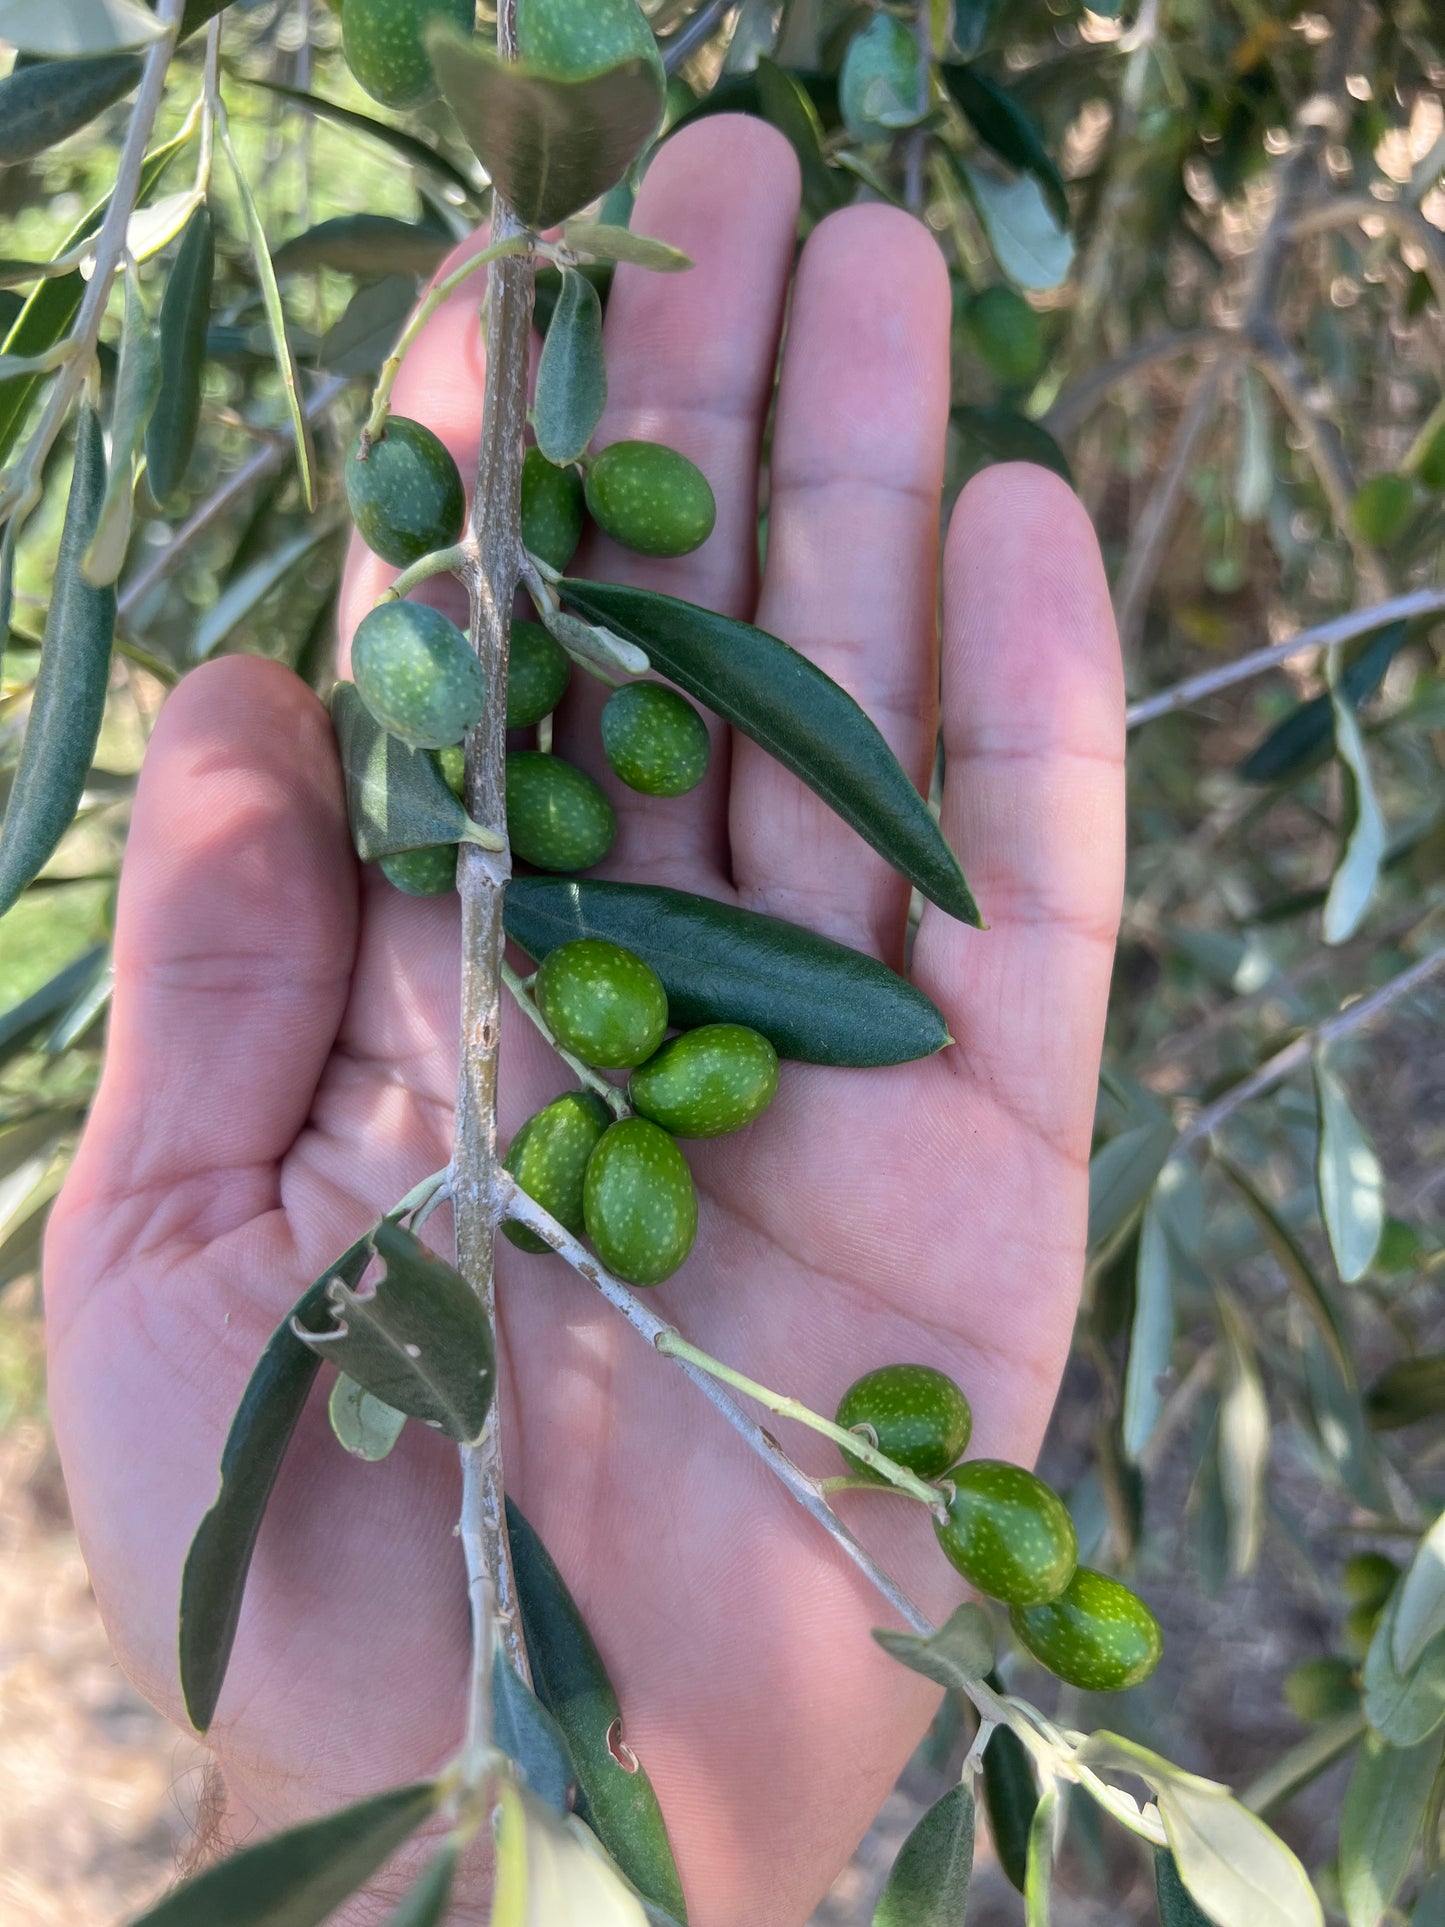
[[834, 1363, 1163, 1694], [502, 937, 778, 1284], [344, 419, 717, 895]]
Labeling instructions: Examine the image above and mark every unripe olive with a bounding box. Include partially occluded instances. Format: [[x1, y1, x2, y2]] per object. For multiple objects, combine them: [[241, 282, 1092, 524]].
[[834, 1364, 972, 1482], [352, 602, 486, 751], [584, 440, 716, 558], [345, 417, 466, 568], [516, 0, 663, 83], [934, 1460, 1077, 1607], [506, 752, 616, 873], [1344, 1600, 1385, 1660], [600, 682, 710, 796], [434, 743, 466, 795], [1350, 472, 1414, 547], [503, 1090, 613, 1253], [341, 0, 474, 108], [534, 938, 668, 1068], [1011, 1567, 1163, 1693], [378, 843, 457, 895], [1342, 1551, 1399, 1612], [962, 285, 1045, 388], [1283, 1656, 1358, 1723], [628, 1023, 778, 1138], [520, 446, 585, 571], [583, 1117, 697, 1285], [508, 619, 571, 728]]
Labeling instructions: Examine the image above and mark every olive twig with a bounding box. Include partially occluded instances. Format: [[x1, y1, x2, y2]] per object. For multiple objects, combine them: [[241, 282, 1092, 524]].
[[817, 1474, 937, 1504], [500, 960, 632, 1120], [375, 542, 471, 605]]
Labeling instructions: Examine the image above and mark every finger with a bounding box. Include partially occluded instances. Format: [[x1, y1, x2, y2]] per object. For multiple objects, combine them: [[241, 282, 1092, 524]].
[[914, 464, 1125, 1158], [729, 205, 951, 960], [46, 658, 357, 1297], [553, 116, 801, 886]]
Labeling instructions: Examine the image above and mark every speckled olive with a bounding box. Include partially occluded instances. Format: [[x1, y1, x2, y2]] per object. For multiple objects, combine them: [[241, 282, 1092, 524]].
[[503, 1090, 613, 1253], [584, 440, 716, 558], [934, 1460, 1077, 1607], [508, 619, 571, 728], [628, 1023, 778, 1138], [961, 285, 1045, 388], [352, 602, 485, 751], [341, 0, 474, 108], [600, 682, 710, 796], [1011, 1567, 1163, 1693], [378, 843, 457, 895], [583, 1118, 697, 1285], [433, 743, 465, 795], [506, 752, 616, 874], [345, 416, 466, 567], [834, 1364, 972, 1482], [1342, 1552, 1399, 1612], [520, 446, 585, 572], [516, 0, 664, 82], [533, 938, 668, 1069]]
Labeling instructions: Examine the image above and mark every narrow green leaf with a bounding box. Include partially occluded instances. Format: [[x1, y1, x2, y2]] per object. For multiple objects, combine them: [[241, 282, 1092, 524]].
[[1415, 1873, 1445, 1926], [126, 1780, 443, 1927], [318, 273, 415, 377], [1302, 1330, 1387, 1510], [1241, 1712, 1367, 1818], [561, 223, 691, 273], [252, 81, 478, 199], [1215, 1288, 1270, 1576], [1322, 679, 1386, 943], [753, 57, 850, 217], [1218, 1158, 1353, 1384], [506, 1499, 688, 1922], [1393, 1508, 1445, 1675], [872, 1602, 995, 1693], [0, 406, 114, 917], [296, 1221, 495, 1443], [428, 26, 664, 232], [383, 1843, 458, 1927], [1024, 1782, 1057, 1927], [1086, 1117, 1175, 1251], [1367, 1355, 1445, 1430], [1158, 1781, 1324, 1927], [980, 1687, 1037, 1891], [84, 266, 160, 584], [839, 12, 925, 140], [0, 0, 163, 56], [952, 403, 1072, 482], [328, 1372, 407, 1461], [502, 877, 951, 1066], [143, 201, 213, 507], [1155, 1850, 1216, 1926], [958, 160, 1074, 291], [493, 1649, 576, 1813], [1122, 1175, 1176, 1460], [0, 517, 14, 674], [1237, 622, 1405, 786], [1339, 1731, 1440, 1927], [45, 950, 112, 1049], [0, 52, 141, 165], [1364, 1582, 1445, 1746], [557, 580, 981, 924], [942, 65, 1067, 223], [330, 682, 503, 859], [873, 1780, 975, 1927], [192, 524, 334, 660], [1314, 1056, 1383, 1284], [272, 216, 449, 280], [1235, 365, 1274, 521], [534, 267, 607, 467], [0, 944, 106, 1064], [220, 122, 316, 510]]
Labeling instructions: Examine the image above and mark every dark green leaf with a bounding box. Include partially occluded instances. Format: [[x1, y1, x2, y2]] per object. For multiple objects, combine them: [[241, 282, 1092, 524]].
[[192, 524, 336, 660], [85, 266, 160, 584], [958, 159, 1073, 291], [839, 12, 925, 140], [872, 1602, 995, 1692], [0, 406, 114, 917], [252, 81, 478, 199], [295, 1221, 495, 1443], [428, 27, 665, 231], [502, 877, 951, 1066], [873, 1781, 975, 1927], [1315, 1056, 1383, 1284], [534, 266, 607, 466], [532, 260, 612, 338], [1156, 1850, 1216, 1926], [1242, 1712, 1367, 1817], [952, 404, 1072, 482], [0, 53, 141, 166], [506, 1498, 688, 1922], [1364, 1584, 1445, 1746], [981, 1698, 1037, 1893], [45, 949, 112, 1050], [1087, 1116, 1175, 1250], [272, 216, 450, 280], [492, 1649, 576, 1813], [1339, 1732, 1440, 1927], [318, 274, 416, 376], [754, 57, 850, 216], [143, 201, 213, 506], [557, 580, 981, 924], [1237, 622, 1406, 786], [330, 681, 503, 860], [0, 944, 106, 1064], [382, 1843, 457, 1927], [1219, 1158, 1353, 1384], [942, 66, 1067, 223], [127, 1780, 442, 1927], [1366, 1355, 1445, 1430]]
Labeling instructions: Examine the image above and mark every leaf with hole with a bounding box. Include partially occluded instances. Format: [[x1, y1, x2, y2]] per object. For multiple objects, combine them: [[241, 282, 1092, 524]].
[[0, 52, 141, 164], [873, 1780, 975, 1927], [330, 681, 502, 860], [872, 1602, 995, 1693], [557, 580, 980, 924], [958, 159, 1073, 291], [83, 266, 159, 585], [942, 65, 1066, 223], [1314, 1056, 1383, 1284], [534, 266, 607, 466]]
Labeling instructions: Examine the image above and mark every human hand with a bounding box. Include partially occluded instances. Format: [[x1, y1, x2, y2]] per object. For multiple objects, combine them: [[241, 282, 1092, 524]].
[[45, 116, 1123, 1927]]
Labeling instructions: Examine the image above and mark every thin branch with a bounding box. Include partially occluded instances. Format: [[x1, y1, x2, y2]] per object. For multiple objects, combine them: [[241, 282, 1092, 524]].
[[500, 962, 631, 1118], [1177, 947, 1445, 1150], [903, 0, 933, 214], [1044, 327, 1237, 439], [1124, 585, 1445, 728], [1291, 193, 1445, 315], [658, 0, 736, 74]]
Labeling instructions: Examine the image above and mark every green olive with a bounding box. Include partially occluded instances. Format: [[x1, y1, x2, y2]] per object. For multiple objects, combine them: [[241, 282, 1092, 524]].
[[629, 1024, 778, 1138], [508, 619, 571, 729], [378, 844, 457, 895], [345, 416, 466, 569], [503, 1090, 613, 1253], [506, 752, 616, 873], [520, 446, 585, 571], [583, 1117, 698, 1285], [584, 440, 716, 558], [600, 682, 710, 796], [1011, 1567, 1163, 1693], [341, 0, 474, 108], [533, 937, 668, 1069], [934, 1460, 1077, 1607], [834, 1364, 972, 1482], [352, 601, 485, 751], [961, 285, 1045, 388]]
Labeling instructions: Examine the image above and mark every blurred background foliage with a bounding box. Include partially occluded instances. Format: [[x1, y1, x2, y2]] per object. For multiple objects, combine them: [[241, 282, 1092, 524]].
[[0, 0, 1441, 1920]]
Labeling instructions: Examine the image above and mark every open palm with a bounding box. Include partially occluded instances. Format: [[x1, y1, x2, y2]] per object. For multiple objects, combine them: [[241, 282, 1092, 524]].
[[45, 118, 1122, 1927]]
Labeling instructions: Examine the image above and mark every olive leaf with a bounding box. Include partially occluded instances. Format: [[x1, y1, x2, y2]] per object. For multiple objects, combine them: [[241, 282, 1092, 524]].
[[319, 274, 416, 376], [1392, 1508, 1445, 1675], [942, 65, 1067, 224], [952, 0, 1000, 58], [958, 159, 1074, 291], [754, 57, 850, 218], [872, 1602, 995, 1692], [328, 1372, 407, 1461], [1241, 1712, 1367, 1819], [1024, 1781, 1058, 1927], [1157, 1778, 1324, 1927], [557, 580, 981, 925], [383, 1844, 459, 1927], [0, 0, 163, 56], [952, 404, 1072, 482], [0, 943, 107, 1067], [873, 1780, 975, 1927], [428, 26, 665, 232], [294, 1221, 496, 1444], [0, 406, 114, 918], [1322, 675, 1386, 944], [1215, 1287, 1270, 1577], [272, 215, 451, 280], [561, 222, 691, 272], [981, 1697, 1038, 1893], [254, 81, 479, 199], [1338, 1731, 1440, 1927], [83, 265, 160, 585], [330, 681, 504, 859], [1218, 1158, 1354, 1384], [126, 1780, 444, 1927], [142, 200, 213, 506], [192, 523, 337, 661], [1314, 1055, 1383, 1284], [492, 1649, 576, 1813], [1086, 1114, 1175, 1251], [507, 1498, 688, 1922], [1122, 1171, 1180, 1460], [0, 52, 141, 166], [503, 877, 952, 1066], [1237, 621, 1405, 785], [533, 266, 607, 467], [1155, 1849, 1216, 1926], [839, 11, 926, 140], [1364, 1580, 1445, 1746]]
